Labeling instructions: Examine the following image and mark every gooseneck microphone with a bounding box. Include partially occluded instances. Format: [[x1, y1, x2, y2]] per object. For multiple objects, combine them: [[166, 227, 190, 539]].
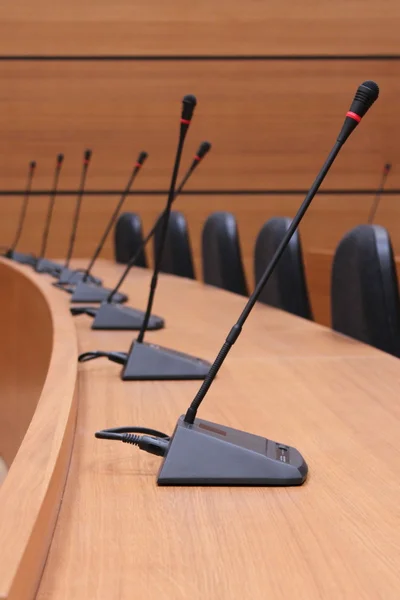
[[5, 160, 37, 265], [82, 151, 148, 283], [135, 99, 196, 345], [94, 82, 379, 485], [36, 153, 65, 274], [145, 80, 378, 486], [106, 140, 211, 306], [64, 152, 148, 304], [107, 140, 210, 304], [71, 141, 211, 330], [367, 163, 392, 224], [56, 150, 100, 286], [184, 80, 379, 427], [65, 149, 91, 269], [79, 95, 211, 381]]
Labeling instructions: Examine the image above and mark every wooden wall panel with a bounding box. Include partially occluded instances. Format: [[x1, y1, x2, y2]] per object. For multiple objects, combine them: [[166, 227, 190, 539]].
[[304, 250, 334, 327], [0, 0, 399, 55], [0, 61, 398, 192]]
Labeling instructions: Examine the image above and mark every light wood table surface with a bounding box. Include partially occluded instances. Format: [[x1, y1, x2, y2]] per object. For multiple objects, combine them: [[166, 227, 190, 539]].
[[2, 259, 400, 599]]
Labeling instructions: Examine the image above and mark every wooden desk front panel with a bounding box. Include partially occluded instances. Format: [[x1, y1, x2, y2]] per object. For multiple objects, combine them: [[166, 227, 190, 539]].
[[0, 261, 52, 466], [0, 260, 78, 600]]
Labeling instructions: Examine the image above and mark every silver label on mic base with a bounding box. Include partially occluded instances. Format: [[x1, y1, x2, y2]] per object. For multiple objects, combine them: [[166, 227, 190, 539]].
[[275, 443, 290, 463]]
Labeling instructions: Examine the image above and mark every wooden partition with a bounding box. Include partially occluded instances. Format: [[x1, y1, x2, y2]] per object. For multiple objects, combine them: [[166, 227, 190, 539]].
[[0, 60, 398, 191], [0, 259, 78, 600], [0, 0, 399, 54]]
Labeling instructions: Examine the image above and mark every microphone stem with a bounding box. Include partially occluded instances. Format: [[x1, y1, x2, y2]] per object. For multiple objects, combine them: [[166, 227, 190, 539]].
[[107, 164, 194, 303], [367, 170, 389, 225], [39, 167, 61, 259], [83, 168, 138, 282], [136, 129, 188, 343], [9, 170, 34, 252], [64, 164, 89, 268], [184, 140, 343, 424]]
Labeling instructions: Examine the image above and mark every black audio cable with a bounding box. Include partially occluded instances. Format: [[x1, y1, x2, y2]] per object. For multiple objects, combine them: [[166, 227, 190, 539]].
[[70, 306, 98, 317], [95, 426, 170, 457], [79, 351, 128, 364]]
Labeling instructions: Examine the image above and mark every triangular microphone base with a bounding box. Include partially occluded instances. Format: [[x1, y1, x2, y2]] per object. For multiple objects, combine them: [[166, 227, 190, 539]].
[[35, 258, 63, 276], [91, 302, 165, 331], [4, 250, 36, 266], [121, 341, 211, 381], [70, 281, 128, 304], [157, 416, 308, 486], [57, 267, 102, 286]]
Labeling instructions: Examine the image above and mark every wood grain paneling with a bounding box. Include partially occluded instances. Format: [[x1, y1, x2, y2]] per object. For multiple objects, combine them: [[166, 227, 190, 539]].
[[0, 61, 398, 192], [0, 0, 399, 54], [304, 249, 334, 326]]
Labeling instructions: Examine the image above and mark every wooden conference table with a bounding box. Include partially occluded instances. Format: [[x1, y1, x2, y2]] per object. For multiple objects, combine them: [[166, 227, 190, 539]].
[[1, 258, 400, 599]]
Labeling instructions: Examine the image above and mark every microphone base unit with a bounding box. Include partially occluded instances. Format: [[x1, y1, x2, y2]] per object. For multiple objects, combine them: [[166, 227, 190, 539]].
[[70, 281, 128, 304], [91, 301, 165, 331], [4, 250, 37, 266], [35, 258, 63, 276], [157, 416, 308, 487], [57, 267, 102, 287], [121, 341, 211, 381]]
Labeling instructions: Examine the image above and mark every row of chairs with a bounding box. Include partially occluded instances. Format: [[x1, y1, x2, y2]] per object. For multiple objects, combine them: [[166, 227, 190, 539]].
[[115, 211, 312, 317], [114, 212, 400, 359]]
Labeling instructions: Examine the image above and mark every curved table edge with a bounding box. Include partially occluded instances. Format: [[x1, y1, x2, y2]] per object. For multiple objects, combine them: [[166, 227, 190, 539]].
[[0, 259, 78, 600]]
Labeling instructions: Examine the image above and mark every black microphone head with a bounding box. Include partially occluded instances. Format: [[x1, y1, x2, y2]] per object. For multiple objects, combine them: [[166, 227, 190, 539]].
[[384, 162, 392, 174], [196, 141, 212, 160], [136, 151, 148, 166], [337, 81, 379, 144], [84, 149, 92, 163], [349, 80, 379, 119], [30, 160, 36, 170], [181, 94, 197, 123], [57, 153, 64, 165]]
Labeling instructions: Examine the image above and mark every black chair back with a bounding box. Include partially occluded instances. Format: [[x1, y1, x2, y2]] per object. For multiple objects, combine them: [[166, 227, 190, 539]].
[[153, 211, 195, 279], [202, 211, 248, 296], [254, 217, 312, 319], [331, 224, 400, 357], [114, 212, 147, 267]]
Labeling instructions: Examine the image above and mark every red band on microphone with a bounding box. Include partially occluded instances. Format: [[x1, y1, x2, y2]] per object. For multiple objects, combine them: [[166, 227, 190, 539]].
[[181, 118, 191, 125], [346, 111, 362, 123], [84, 159, 90, 166], [194, 155, 201, 161], [135, 162, 142, 168]]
